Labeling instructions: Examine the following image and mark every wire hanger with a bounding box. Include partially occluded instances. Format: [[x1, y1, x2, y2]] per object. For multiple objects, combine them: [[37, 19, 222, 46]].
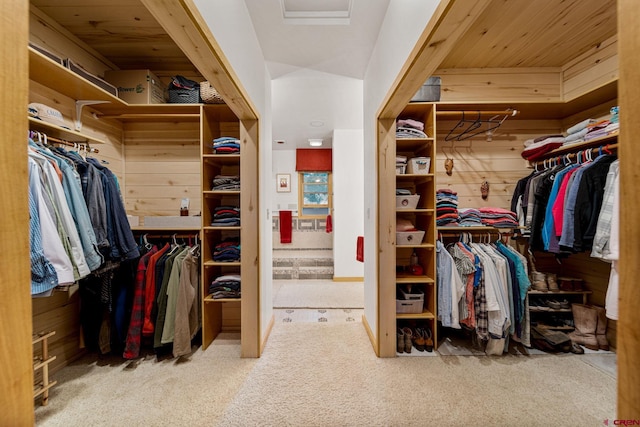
[[444, 109, 517, 142]]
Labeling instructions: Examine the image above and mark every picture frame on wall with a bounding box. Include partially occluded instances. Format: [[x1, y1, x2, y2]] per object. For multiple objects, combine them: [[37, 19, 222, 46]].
[[276, 173, 291, 192]]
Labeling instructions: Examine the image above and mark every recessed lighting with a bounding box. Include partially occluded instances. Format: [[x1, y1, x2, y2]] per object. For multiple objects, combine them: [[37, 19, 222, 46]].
[[310, 120, 324, 127], [275, 140, 286, 144], [308, 138, 323, 147]]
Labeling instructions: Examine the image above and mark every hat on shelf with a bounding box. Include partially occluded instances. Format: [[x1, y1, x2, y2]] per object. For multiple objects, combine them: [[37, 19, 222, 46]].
[[28, 103, 69, 129]]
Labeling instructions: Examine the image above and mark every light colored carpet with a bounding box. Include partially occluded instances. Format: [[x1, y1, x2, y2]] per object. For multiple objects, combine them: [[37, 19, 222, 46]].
[[272, 279, 364, 308], [217, 322, 617, 427], [36, 317, 617, 427]]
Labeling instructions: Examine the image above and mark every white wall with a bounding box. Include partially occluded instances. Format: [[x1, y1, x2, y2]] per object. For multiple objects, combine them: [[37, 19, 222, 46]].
[[192, 0, 274, 346], [362, 0, 439, 342], [332, 129, 365, 279], [272, 150, 298, 214]]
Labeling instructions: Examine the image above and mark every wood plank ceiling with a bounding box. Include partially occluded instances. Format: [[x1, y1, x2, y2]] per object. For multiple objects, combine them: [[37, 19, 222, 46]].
[[30, 0, 200, 77], [439, 0, 617, 69]]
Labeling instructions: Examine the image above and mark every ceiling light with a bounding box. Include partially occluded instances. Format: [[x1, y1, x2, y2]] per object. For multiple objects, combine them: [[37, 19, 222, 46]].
[[310, 120, 324, 127], [308, 139, 323, 147], [281, 0, 352, 25]]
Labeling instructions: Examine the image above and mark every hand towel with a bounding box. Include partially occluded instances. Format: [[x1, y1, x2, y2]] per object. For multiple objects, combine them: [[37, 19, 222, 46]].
[[356, 236, 364, 262], [326, 214, 332, 233], [279, 210, 292, 244]]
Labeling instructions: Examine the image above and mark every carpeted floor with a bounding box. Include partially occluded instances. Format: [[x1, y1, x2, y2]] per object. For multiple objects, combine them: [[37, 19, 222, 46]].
[[272, 279, 364, 308], [36, 314, 616, 427], [35, 281, 616, 426]]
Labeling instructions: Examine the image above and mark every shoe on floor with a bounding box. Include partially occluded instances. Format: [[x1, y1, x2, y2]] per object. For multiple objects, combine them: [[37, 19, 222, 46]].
[[412, 328, 426, 351], [397, 328, 404, 354], [402, 327, 413, 353]]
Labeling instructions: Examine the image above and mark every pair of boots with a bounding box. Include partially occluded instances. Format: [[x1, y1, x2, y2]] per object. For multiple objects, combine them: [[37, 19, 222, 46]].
[[568, 304, 609, 351]]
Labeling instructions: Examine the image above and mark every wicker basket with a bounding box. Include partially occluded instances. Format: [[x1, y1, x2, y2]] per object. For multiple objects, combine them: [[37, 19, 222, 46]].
[[200, 81, 225, 104]]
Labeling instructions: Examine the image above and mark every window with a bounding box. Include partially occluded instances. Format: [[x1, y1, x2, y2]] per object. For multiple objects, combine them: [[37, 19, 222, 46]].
[[298, 172, 332, 218]]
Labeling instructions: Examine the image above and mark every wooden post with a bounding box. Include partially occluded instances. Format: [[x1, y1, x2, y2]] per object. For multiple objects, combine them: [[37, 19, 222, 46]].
[[0, 0, 33, 423], [617, 0, 640, 419]]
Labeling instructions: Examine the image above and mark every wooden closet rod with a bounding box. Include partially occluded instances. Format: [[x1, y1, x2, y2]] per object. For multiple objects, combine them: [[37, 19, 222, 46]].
[[436, 109, 519, 117], [29, 130, 100, 153], [533, 142, 618, 167]]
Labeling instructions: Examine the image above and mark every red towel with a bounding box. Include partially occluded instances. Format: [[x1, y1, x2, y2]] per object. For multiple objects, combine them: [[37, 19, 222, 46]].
[[356, 236, 364, 262], [280, 210, 292, 243], [326, 214, 332, 233]]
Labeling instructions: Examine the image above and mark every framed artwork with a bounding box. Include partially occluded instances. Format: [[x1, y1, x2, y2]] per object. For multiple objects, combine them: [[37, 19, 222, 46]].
[[276, 173, 291, 192]]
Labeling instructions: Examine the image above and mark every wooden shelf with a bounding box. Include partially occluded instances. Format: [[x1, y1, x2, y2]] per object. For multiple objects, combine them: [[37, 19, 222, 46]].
[[397, 243, 435, 249], [203, 226, 241, 231], [131, 226, 201, 232], [204, 295, 241, 303], [396, 138, 434, 152], [28, 117, 107, 144], [203, 260, 241, 267], [541, 133, 618, 158], [528, 290, 592, 295], [396, 309, 435, 320], [437, 225, 513, 232], [529, 308, 572, 313], [33, 356, 56, 371], [534, 325, 575, 331], [29, 47, 125, 109], [396, 275, 435, 284], [203, 190, 241, 196], [96, 103, 202, 117], [203, 154, 241, 165], [397, 208, 434, 214], [396, 174, 434, 181]]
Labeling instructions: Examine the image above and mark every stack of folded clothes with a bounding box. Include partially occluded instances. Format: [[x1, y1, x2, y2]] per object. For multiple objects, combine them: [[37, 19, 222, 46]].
[[584, 119, 619, 141], [458, 208, 483, 227], [436, 189, 459, 226], [478, 207, 518, 228], [521, 135, 564, 161], [213, 237, 240, 262], [208, 274, 241, 299], [211, 205, 240, 227], [396, 155, 407, 174], [212, 136, 240, 154], [212, 175, 240, 191], [563, 119, 595, 146], [396, 118, 428, 139]]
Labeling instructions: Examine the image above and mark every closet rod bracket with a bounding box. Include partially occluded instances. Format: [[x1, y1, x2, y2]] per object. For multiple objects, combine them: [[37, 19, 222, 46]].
[[75, 100, 110, 132]]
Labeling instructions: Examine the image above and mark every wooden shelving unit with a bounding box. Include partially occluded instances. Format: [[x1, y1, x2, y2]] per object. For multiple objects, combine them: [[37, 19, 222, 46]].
[[33, 331, 56, 407], [393, 102, 438, 355]]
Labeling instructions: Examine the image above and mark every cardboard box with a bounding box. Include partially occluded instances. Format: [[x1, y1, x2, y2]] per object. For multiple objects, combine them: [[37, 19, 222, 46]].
[[104, 69, 165, 104]]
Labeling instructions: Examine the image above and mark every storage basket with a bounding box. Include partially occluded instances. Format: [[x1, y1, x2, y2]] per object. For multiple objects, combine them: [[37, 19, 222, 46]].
[[396, 289, 424, 313], [407, 157, 431, 174], [168, 75, 201, 104], [396, 164, 406, 175], [169, 88, 200, 104], [400, 286, 424, 300], [411, 76, 441, 102], [200, 81, 225, 104], [396, 230, 425, 245], [396, 194, 420, 210]]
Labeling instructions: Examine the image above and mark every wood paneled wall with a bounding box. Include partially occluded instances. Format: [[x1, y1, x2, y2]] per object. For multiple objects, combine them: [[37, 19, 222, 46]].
[[123, 121, 201, 218], [562, 35, 618, 102], [435, 118, 561, 208]]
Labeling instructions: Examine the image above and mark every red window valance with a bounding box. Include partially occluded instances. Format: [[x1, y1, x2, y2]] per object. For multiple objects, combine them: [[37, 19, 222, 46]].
[[296, 148, 332, 171]]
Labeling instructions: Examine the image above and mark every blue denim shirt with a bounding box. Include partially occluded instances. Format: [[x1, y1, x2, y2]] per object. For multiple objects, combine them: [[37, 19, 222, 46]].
[[436, 241, 454, 327]]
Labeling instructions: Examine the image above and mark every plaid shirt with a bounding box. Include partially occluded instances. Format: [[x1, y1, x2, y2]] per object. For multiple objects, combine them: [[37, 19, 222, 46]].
[[474, 266, 489, 340], [123, 247, 157, 359]]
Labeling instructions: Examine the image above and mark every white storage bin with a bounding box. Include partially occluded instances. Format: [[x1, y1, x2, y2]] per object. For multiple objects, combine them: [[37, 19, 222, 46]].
[[396, 230, 425, 245], [396, 297, 424, 314], [396, 194, 420, 210], [396, 164, 406, 175], [400, 287, 424, 300], [407, 157, 431, 174]]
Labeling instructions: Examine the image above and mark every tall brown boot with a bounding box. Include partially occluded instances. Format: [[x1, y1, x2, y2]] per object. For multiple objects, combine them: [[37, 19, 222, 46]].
[[593, 306, 610, 351], [568, 304, 598, 351]]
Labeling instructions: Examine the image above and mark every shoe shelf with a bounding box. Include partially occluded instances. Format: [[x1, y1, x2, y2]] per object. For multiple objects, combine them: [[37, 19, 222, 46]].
[[396, 309, 436, 320], [529, 308, 572, 313]]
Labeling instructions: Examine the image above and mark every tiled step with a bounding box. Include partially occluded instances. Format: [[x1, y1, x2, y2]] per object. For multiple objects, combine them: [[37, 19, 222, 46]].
[[273, 257, 334, 280]]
